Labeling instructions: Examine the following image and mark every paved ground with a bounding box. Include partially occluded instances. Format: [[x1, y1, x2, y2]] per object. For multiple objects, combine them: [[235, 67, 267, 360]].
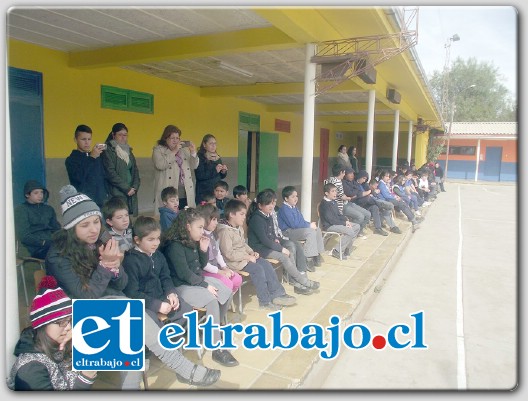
[[302, 182, 517, 391]]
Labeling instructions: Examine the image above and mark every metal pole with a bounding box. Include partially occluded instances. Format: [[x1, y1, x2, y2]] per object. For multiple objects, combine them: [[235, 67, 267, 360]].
[[391, 109, 400, 171], [365, 89, 376, 178], [444, 103, 455, 179], [407, 120, 413, 166], [475, 139, 481, 182], [301, 43, 316, 221]]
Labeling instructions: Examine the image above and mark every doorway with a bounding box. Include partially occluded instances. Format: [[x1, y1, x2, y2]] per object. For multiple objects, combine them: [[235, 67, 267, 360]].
[[483, 147, 503, 181], [238, 131, 279, 193], [8, 67, 45, 205]]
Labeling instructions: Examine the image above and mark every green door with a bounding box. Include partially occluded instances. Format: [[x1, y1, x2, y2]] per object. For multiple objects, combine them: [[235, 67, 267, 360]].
[[237, 130, 248, 187], [257, 132, 278, 192]]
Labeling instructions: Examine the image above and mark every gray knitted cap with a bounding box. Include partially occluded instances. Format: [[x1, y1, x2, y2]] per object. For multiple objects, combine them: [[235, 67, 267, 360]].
[[59, 185, 102, 229]]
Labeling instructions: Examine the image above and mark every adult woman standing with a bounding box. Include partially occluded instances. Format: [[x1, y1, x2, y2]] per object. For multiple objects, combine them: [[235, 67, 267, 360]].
[[347, 145, 360, 174], [337, 145, 352, 168], [152, 125, 198, 212], [8, 276, 97, 390], [101, 123, 141, 217], [195, 134, 228, 204]]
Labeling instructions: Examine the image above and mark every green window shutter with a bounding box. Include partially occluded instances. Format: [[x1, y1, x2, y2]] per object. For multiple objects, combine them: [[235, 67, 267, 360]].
[[129, 90, 154, 114], [101, 85, 153, 114]]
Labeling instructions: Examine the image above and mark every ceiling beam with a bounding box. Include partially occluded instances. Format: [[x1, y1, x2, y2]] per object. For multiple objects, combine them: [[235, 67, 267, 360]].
[[253, 9, 342, 43], [317, 114, 409, 123], [69, 27, 299, 69], [266, 102, 392, 113], [201, 79, 365, 97]]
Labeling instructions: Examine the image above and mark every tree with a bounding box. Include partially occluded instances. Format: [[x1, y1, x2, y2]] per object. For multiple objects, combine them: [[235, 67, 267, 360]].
[[428, 57, 516, 122]]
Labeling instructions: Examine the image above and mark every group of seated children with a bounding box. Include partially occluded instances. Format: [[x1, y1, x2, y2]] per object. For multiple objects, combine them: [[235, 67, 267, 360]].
[[13, 165, 439, 390]]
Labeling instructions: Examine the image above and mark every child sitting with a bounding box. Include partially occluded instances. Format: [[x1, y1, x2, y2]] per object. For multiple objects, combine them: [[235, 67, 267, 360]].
[[161, 208, 239, 367], [318, 183, 360, 260], [159, 186, 179, 232], [102, 196, 133, 252], [247, 189, 319, 295], [233, 185, 251, 209], [277, 186, 325, 267], [195, 203, 243, 294], [217, 199, 296, 311], [123, 216, 193, 327], [201, 192, 216, 206], [14, 180, 61, 259], [213, 180, 230, 219]]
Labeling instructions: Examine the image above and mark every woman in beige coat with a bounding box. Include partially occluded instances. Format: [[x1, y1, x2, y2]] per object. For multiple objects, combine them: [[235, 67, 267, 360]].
[[152, 125, 199, 214]]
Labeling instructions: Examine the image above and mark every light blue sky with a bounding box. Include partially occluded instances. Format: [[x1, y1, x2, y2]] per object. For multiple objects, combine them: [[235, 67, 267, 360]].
[[414, 6, 518, 98]]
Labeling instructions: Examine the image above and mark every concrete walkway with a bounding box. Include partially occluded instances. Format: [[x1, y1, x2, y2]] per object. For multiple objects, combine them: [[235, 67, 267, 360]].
[[93, 211, 419, 390]]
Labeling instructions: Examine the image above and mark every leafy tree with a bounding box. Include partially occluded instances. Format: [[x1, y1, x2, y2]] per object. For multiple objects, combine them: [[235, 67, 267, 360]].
[[428, 57, 516, 122]]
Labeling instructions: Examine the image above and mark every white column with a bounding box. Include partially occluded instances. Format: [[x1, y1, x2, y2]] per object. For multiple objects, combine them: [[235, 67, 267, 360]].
[[6, 87, 20, 372], [301, 43, 317, 220], [407, 120, 413, 165], [475, 139, 481, 182], [365, 89, 376, 178], [391, 109, 400, 171]]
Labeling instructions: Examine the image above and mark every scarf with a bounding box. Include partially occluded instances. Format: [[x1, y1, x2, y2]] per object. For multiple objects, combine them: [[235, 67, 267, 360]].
[[174, 151, 185, 185], [111, 140, 130, 165], [205, 151, 220, 162]]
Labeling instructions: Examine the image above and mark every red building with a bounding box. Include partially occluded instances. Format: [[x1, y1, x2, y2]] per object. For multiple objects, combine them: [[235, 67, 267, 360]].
[[437, 122, 517, 182]]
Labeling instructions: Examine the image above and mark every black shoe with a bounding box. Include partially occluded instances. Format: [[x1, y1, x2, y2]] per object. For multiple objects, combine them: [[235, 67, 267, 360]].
[[175, 365, 221, 387], [303, 279, 320, 290], [313, 255, 322, 267], [305, 258, 316, 272], [294, 284, 313, 295], [272, 294, 297, 306], [212, 349, 239, 367], [331, 249, 346, 260], [343, 248, 351, 257], [374, 228, 389, 236], [390, 226, 402, 234]]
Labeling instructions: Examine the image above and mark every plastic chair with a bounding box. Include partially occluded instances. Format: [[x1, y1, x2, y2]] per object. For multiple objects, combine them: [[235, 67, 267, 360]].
[[16, 241, 45, 306], [316, 202, 344, 260]]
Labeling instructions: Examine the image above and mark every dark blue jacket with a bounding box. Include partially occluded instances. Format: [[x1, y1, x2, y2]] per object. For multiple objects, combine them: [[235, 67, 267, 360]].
[[65, 150, 108, 207], [14, 181, 61, 257], [318, 199, 347, 231], [247, 210, 283, 256], [122, 248, 178, 314], [159, 206, 178, 232], [194, 153, 227, 203], [162, 240, 209, 288]]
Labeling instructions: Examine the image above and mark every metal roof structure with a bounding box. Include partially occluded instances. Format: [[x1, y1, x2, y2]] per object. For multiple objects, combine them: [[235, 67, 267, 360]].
[[7, 6, 442, 132], [449, 122, 517, 138]]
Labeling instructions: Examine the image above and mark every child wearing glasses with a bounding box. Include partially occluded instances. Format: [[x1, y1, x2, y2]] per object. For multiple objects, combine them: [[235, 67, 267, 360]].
[[8, 275, 98, 390]]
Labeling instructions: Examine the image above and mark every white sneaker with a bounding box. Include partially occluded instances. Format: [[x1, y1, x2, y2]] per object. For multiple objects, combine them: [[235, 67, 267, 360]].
[[415, 211, 422, 216], [423, 202, 431, 206]]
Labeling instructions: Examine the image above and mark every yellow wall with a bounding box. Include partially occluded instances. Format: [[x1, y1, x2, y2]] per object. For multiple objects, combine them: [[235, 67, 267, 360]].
[[414, 131, 429, 167], [8, 39, 327, 159]]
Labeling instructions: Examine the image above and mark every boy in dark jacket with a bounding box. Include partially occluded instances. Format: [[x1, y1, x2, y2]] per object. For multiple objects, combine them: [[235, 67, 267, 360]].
[[123, 216, 193, 326], [65, 124, 108, 207], [14, 180, 61, 259], [318, 183, 360, 260], [158, 186, 179, 232]]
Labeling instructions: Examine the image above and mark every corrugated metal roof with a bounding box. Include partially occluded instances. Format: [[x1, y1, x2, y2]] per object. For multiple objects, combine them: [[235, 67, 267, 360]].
[[450, 122, 517, 136]]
